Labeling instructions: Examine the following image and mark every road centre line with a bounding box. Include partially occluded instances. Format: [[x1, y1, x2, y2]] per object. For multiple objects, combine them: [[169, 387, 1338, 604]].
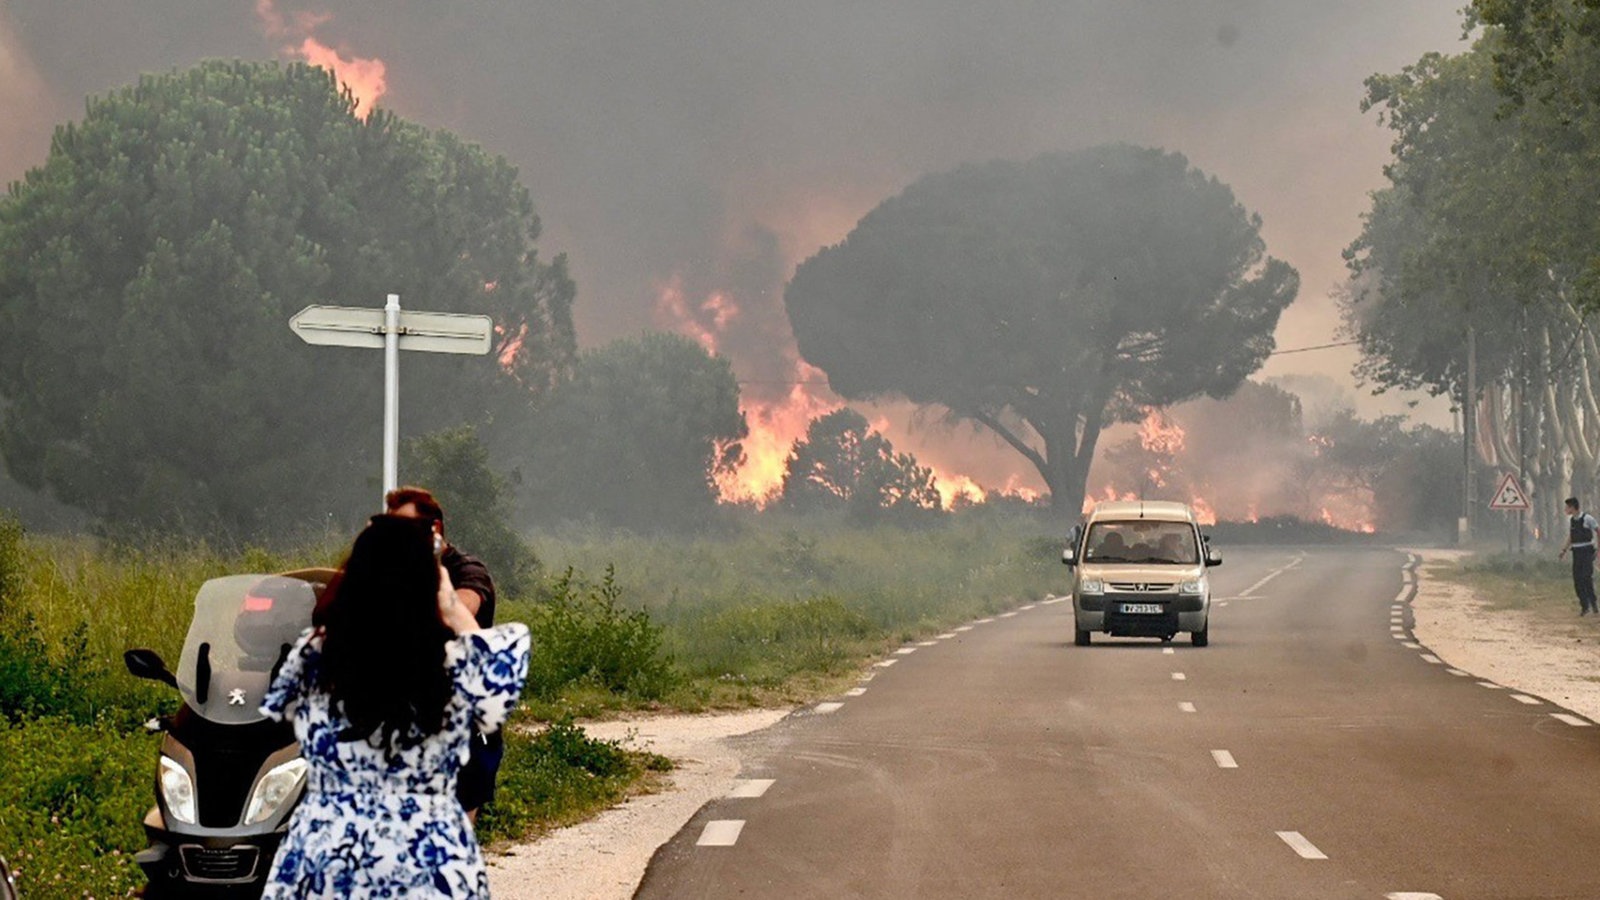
[[1276, 831, 1328, 860], [1238, 554, 1305, 598], [1179, 702, 1196, 713], [1386, 893, 1443, 899], [1511, 694, 1540, 705], [697, 820, 745, 847], [814, 702, 844, 714], [1162, 647, 1175, 655], [728, 779, 775, 798], [1172, 672, 1187, 681], [1552, 713, 1592, 726], [1211, 750, 1238, 768]]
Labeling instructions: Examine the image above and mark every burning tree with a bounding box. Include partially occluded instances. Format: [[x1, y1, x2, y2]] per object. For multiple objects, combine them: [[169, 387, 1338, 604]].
[[784, 145, 1298, 518], [780, 408, 941, 521]]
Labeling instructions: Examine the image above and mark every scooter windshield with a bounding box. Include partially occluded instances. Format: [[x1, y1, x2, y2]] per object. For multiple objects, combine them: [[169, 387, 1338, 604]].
[[176, 574, 316, 724]]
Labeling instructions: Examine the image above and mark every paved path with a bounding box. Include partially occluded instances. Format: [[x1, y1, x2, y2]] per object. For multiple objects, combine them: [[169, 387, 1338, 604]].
[[633, 547, 1600, 899]]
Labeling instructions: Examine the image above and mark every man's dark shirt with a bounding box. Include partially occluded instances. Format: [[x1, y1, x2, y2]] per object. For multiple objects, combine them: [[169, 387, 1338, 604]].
[[442, 545, 495, 628]]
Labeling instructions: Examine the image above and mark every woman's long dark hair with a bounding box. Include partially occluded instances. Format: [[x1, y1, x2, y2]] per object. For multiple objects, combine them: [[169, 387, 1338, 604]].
[[314, 514, 453, 750]]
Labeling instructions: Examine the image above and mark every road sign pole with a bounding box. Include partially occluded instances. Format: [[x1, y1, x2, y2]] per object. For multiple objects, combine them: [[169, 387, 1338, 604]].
[[383, 294, 401, 501]]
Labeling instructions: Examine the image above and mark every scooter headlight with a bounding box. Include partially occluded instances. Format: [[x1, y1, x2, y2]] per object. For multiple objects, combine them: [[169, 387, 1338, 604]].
[[159, 756, 197, 825], [243, 758, 308, 826]]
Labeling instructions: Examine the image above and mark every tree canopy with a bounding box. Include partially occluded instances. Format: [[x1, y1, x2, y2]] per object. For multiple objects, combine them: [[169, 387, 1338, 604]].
[[784, 144, 1297, 516], [520, 332, 746, 530], [0, 60, 576, 537], [779, 408, 941, 521]]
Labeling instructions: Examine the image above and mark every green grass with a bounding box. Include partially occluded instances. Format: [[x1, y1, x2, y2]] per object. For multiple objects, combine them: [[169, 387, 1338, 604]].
[[1435, 552, 1577, 614], [0, 507, 1062, 893]]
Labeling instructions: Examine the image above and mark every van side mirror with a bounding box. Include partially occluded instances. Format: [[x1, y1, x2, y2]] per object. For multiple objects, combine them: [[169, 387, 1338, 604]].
[[124, 648, 178, 688], [1062, 547, 1077, 567], [1205, 548, 1223, 568]]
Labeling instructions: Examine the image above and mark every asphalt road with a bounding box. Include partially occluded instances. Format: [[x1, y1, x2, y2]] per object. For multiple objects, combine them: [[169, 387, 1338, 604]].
[[634, 547, 1600, 900]]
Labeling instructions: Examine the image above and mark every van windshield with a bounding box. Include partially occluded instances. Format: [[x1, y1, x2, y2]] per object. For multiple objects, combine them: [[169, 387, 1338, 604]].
[[1083, 520, 1198, 564]]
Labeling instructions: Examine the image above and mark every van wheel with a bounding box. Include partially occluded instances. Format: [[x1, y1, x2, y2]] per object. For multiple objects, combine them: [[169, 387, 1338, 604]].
[[1191, 626, 1209, 647], [1075, 629, 1092, 647]]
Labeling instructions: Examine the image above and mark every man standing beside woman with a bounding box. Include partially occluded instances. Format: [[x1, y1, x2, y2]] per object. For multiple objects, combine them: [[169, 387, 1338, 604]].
[[260, 508, 527, 897]]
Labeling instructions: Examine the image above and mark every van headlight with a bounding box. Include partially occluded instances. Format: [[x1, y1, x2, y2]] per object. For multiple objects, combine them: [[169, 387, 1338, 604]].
[[159, 756, 197, 825], [243, 758, 308, 826], [1079, 578, 1105, 595], [1179, 578, 1206, 595]]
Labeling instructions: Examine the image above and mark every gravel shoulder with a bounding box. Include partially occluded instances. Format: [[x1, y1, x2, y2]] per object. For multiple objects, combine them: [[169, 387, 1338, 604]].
[[1411, 548, 1600, 723], [486, 708, 791, 900]]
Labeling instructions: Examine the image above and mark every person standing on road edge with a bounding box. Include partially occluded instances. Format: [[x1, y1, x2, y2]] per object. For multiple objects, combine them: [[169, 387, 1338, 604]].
[[385, 486, 502, 822], [1557, 496, 1599, 616]]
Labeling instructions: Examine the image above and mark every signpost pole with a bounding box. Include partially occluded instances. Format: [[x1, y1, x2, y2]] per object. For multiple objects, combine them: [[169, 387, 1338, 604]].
[[383, 293, 401, 502]]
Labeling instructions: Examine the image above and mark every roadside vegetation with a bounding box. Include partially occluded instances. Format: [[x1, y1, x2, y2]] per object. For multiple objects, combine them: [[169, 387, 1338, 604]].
[[1434, 552, 1578, 616], [0, 507, 1059, 896]]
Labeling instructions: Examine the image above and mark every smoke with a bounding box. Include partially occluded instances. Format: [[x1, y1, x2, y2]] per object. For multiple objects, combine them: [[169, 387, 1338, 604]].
[[0, 0, 1466, 504]]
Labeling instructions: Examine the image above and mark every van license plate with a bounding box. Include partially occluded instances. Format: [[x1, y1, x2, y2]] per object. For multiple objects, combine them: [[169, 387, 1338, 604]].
[[1120, 603, 1163, 614]]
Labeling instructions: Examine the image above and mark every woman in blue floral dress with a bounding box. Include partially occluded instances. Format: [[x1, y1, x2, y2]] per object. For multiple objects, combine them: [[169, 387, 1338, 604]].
[[260, 515, 529, 898]]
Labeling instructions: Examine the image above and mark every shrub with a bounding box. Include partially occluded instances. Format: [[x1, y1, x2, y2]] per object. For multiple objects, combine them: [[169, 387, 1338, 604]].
[[521, 568, 679, 701], [476, 716, 669, 846], [670, 597, 881, 683], [0, 716, 157, 898]]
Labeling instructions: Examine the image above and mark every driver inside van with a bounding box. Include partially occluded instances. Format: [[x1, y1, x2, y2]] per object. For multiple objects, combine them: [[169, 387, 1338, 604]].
[[1093, 532, 1128, 560]]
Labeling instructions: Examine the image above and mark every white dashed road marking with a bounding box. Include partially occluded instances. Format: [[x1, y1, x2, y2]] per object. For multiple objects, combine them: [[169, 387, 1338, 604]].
[[728, 779, 775, 798], [894, 647, 916, 655], [1162, 647, 1175, 655], [975, 617, 995, 624], [1020, 604, 1036, 610], [936, 633, 957, 640], [844, 687, 867, 697], [999, 611, 1018, 618], [1276, 831, 1328, 860], [1552, 713, 1592, 727], [916, 640, 938, 647], [1211, 750, 1238, 769], [954, 625, 974, 632], [874, 659, 898, 668], [1171, 672, 1187, 681], [1179, 702, 1196, 713], [1387, 893, 1443, 899], [697, 820, 745, 846], [1420, 654, 1442, 664], [814, 702, 844, 714], [1478, 682, 1503, 689], [1511, 694, 1541, 705], [1239, 555, 1304, 598], [1447, 668, 1469, 677], [1402, 642, 1421, 649]]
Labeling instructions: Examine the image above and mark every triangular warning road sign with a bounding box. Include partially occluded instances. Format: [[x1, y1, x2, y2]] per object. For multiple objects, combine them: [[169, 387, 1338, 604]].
[[1489, 471, 1532, 511]]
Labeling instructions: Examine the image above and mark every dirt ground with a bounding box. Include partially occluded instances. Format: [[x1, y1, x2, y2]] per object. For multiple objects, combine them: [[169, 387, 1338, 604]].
[[485, 708, 791, 900], [1411, 548, 1600, 724]]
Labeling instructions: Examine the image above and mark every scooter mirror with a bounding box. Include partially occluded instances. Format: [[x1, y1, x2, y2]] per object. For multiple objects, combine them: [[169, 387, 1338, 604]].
[[124, 648, 178, 688]]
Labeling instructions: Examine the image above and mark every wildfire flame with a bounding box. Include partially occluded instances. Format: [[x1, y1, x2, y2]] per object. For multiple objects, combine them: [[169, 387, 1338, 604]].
[[256, 0, 388, 116]]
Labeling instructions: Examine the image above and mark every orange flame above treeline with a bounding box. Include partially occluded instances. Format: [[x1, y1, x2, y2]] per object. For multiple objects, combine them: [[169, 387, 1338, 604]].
[[256, 0, 388, 116]]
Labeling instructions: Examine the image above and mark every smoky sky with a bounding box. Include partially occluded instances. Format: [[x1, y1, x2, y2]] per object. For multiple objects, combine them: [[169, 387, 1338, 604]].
[[1, 0, 1465, 476]]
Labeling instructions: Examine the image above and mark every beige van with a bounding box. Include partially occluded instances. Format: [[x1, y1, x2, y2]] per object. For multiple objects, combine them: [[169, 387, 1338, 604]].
[[1062, 500, 1221, 647]]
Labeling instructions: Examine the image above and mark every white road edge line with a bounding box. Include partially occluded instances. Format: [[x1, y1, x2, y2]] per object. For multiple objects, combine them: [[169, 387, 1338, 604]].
[[954, 625, 974, 632], [1179, 702, 1196, 713], [1402, 642, 1421, 649], [1386, 893, 1443, 899], [697, 820, 745, 846], [936, 633, 957, 640], [1478, 682, 1503, 689], [844, 687, 867, 697], [727, 779, 775, 799], [894, 647, 917, 655], [874, 659, 898, 668], [916, 641, 938, 647], [999, 611, 1018, 618], [1172, 672, 1187, 681], [1511, 694, 1540, 705], [1552, 713, 1592, 727], [1420, 654, 1443, 664], [1447, 668, 1470, 677], [1211, 750, 1238, 768], [1276, 831, 1328, 860], [814, 702, 844, 714]]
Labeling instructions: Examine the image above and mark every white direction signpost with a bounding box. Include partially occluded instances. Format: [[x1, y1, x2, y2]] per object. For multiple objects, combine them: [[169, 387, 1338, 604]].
[[290, 294, 493, 504]]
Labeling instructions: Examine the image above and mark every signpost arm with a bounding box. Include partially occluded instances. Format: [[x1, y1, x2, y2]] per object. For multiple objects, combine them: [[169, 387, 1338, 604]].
[[383, 293, 400, 503]]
